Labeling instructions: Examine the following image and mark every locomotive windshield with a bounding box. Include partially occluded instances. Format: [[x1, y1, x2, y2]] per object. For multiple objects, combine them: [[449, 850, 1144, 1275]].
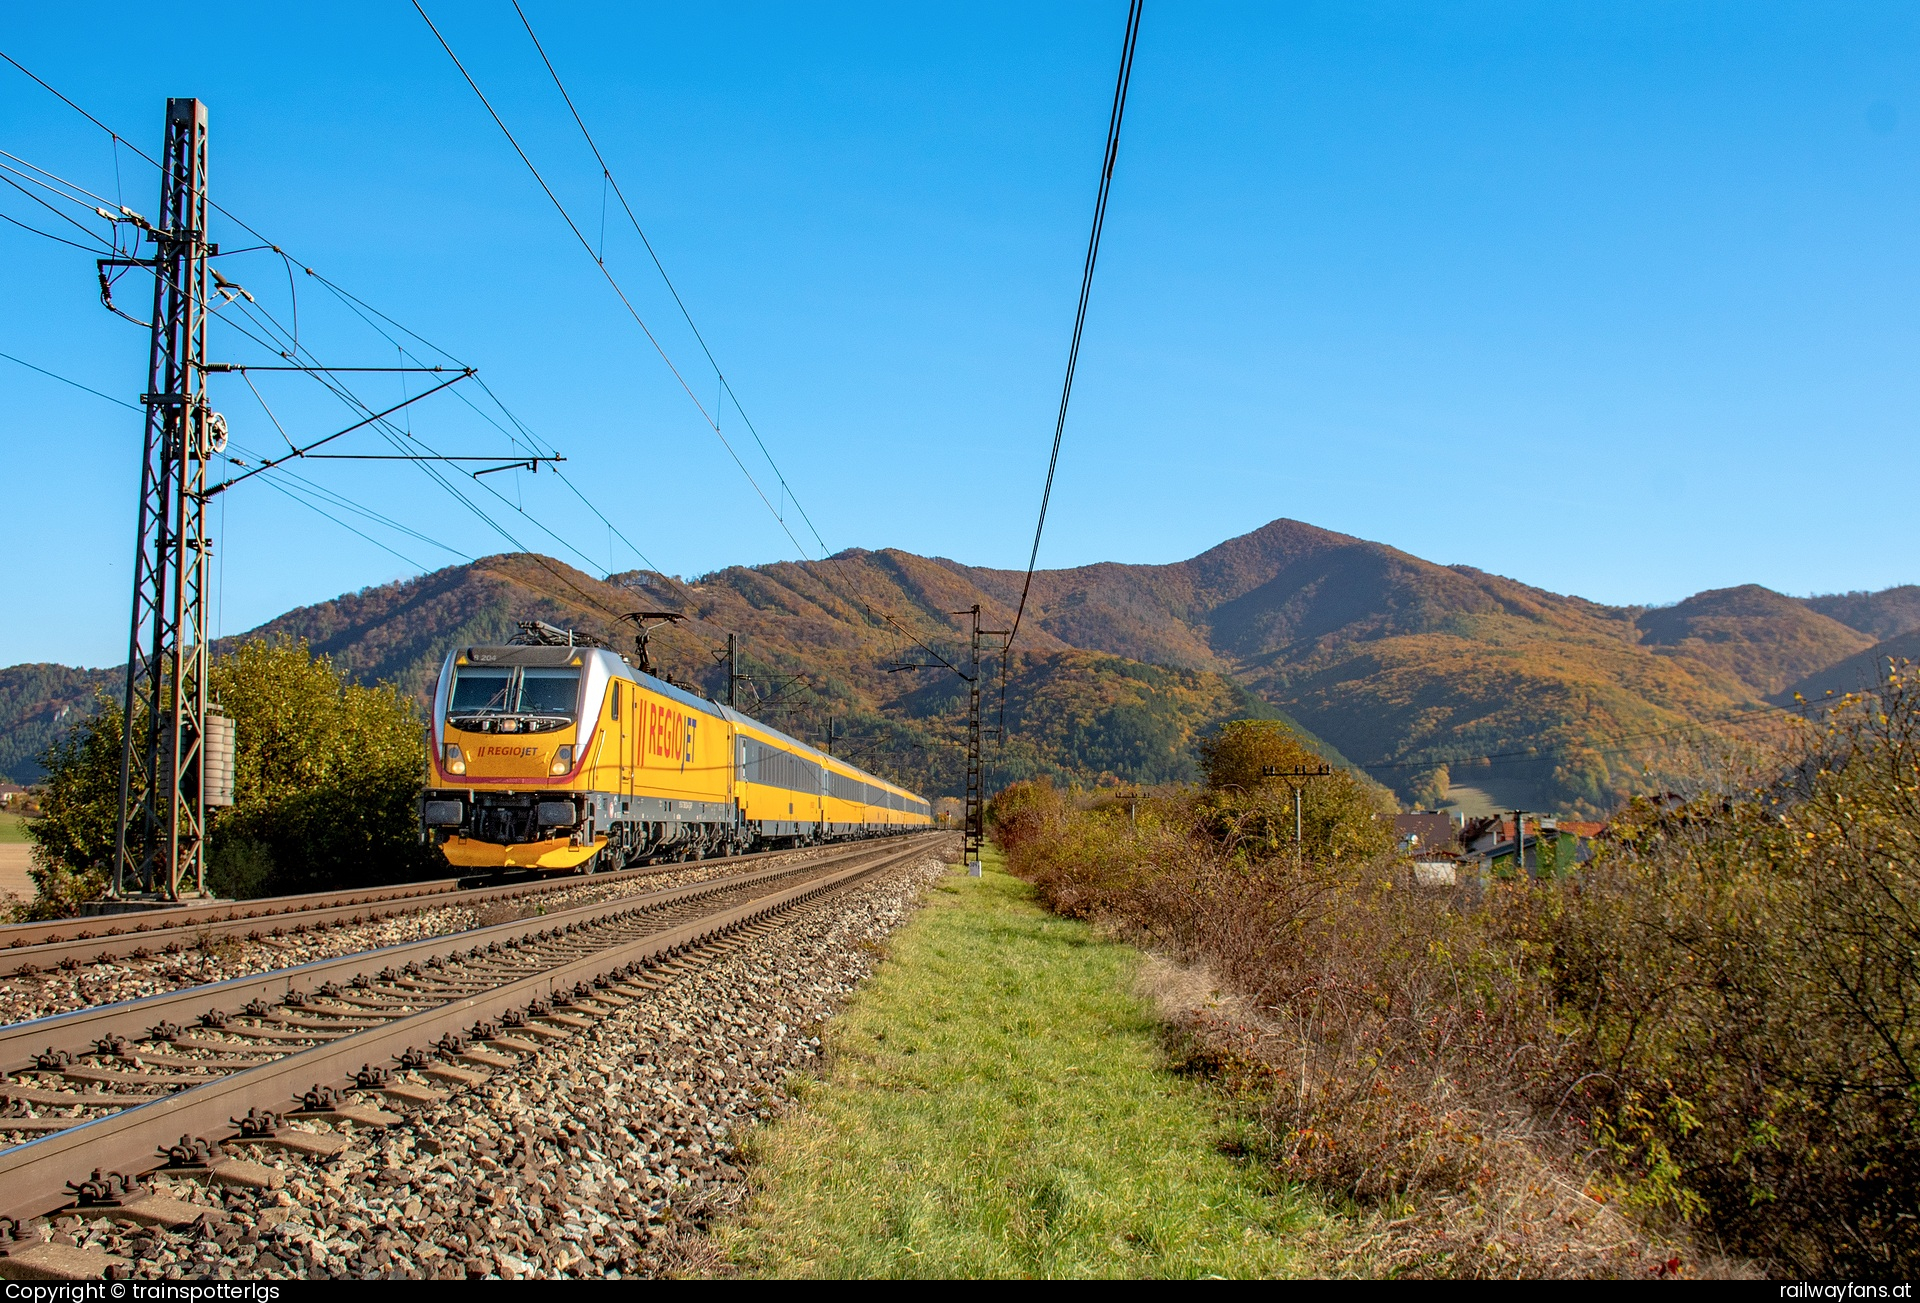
[[518, 668, 581, 716], [450, 668, 514, 713], [449, 666, 581, 718]]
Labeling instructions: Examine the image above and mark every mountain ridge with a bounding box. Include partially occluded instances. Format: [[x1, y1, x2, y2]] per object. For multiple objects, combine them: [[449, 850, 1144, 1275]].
[[3, 518, 1913, 815]]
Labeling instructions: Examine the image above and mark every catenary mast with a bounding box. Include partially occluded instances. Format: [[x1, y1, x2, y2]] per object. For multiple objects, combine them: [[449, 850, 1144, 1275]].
[[110, 98, 225, 903]]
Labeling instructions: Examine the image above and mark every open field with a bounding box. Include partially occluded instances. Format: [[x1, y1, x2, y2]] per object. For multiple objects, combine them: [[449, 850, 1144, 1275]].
[[0, 814, 32, 910], [716, 854, 1327, 1278]]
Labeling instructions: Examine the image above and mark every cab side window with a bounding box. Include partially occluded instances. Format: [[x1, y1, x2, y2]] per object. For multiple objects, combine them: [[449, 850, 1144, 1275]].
[[612, 682, 621, 720]]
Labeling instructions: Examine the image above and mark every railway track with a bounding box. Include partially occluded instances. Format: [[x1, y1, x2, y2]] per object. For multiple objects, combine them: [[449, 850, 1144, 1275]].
[[0, 837, 908, 976], [0, 833, 946, 1274]]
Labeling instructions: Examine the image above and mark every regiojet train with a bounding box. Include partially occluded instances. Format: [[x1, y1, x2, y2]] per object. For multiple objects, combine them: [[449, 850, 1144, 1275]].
[[419, 630, 931, 875]]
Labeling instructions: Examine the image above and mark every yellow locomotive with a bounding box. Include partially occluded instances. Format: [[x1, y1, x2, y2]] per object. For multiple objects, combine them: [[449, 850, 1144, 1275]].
[[419, 627, 932, 874]]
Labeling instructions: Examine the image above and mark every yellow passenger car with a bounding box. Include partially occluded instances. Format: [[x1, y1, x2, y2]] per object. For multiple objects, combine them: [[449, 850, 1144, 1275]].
[[419, 634, 931, 874]]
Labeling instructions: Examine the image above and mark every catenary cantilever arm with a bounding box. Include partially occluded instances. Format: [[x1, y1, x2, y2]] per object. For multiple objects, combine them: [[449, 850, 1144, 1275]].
[[202, 368, 473, 498]]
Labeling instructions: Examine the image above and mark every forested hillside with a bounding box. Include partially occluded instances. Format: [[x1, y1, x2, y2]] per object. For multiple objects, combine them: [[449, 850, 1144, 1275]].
[[26, 551, 1314, 805], [0, 663, 116, 787], [1776, 628, 1920, 705], [3, 518, 1912, 814], [1802, 585, 1920, 641], [932, 519, 1905, 813], [1634, 584, 1875, 696]]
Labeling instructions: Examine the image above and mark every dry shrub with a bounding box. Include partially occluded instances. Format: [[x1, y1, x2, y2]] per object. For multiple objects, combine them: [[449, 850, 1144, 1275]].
[[998, 786, 1691, 1276], [1001, 669, 1920, 1277], [1547, 667, 1920, 1276]]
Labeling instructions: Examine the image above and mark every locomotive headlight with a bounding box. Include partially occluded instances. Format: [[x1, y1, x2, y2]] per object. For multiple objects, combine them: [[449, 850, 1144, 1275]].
[[549, 745, 573, 776], [443, 743, 466, 776]]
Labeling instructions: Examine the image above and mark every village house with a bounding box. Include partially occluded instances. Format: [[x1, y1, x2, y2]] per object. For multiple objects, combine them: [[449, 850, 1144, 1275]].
[[1466, 814, 1604, 879], [1392, 810, 1457, 856]]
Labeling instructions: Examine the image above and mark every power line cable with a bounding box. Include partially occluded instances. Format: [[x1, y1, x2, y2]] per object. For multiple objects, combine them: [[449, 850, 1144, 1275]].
[[0, 208, 110, 253], [294, 213, 695, 602], [411, 1, 819, 562], [3, 50, 697, 631], [227, 434, 438, 568], [215, 296, 557, 555], [248, 470, 432, 572], [0, 170, 115, 249], [3, 50, 695, 610], [0, 208, 107, 252], [992, 0, 1143, 747], [0, 148, 122, 211], [230, 290, 674, 612], [0, 341, 465, 566], [205, 259, 556, 552], [0, 51, 155, 165], [0, 348, 140, 410], [1005, 0, 1142, 651], [510, 0, 829, 559], [222, 410, 470, 560]]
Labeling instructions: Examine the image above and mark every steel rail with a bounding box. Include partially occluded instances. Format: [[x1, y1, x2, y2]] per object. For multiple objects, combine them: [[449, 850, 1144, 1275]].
[[0, 834, 936, 1069], [0, 834, 924, 973], [0, 834, 946, 1228], [1, 879, 472, 950]]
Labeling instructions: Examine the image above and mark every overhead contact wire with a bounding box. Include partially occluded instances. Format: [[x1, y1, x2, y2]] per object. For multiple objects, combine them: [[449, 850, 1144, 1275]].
[[0, 349, 140, 410], [411, 2, 816, 563], [4, 48, 696, 623], [0, 344, 456, 566], [511, 0, 829, 559], [293, 271, 690, 602]]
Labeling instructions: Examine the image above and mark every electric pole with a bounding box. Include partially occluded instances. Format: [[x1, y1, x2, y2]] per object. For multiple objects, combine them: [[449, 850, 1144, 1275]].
[[962, 604, 1009, 876], [88, 100, 502, 906], [879, 604, 1002, 875], [725, 633, 737, 708], [1263, 764, 1335, 870], [110, 99, 222, 905], [964, 610, 983, 874]]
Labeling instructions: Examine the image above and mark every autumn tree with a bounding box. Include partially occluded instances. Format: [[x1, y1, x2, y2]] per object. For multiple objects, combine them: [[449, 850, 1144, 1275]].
[[17, 695, 121, 919], [209, 638, 432, 896], [1197, 719, 1392, 865], [1409, 763, 1450, 809], [19, 638, 432, 916], [1198, 719, 1322, 791]]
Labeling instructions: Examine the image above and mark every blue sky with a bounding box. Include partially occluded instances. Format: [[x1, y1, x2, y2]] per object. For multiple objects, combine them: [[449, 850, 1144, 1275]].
[[4, 2, 1919, 669]]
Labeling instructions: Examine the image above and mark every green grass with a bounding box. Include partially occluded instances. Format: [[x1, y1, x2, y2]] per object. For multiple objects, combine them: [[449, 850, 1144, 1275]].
[[0, 811, 30, 843], [716, 855, 1327, 1278]]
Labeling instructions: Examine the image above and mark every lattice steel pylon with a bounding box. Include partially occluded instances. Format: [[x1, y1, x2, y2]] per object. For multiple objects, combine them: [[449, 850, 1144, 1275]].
[[110, 98, 217, 902], [959, 605, 1008, 874], [964, 613, 983, 870]]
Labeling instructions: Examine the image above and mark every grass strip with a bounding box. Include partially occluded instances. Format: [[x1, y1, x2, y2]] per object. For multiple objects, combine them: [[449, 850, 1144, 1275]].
[[717, 856, 1325, 1278], [0, 811, 30, 844]]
